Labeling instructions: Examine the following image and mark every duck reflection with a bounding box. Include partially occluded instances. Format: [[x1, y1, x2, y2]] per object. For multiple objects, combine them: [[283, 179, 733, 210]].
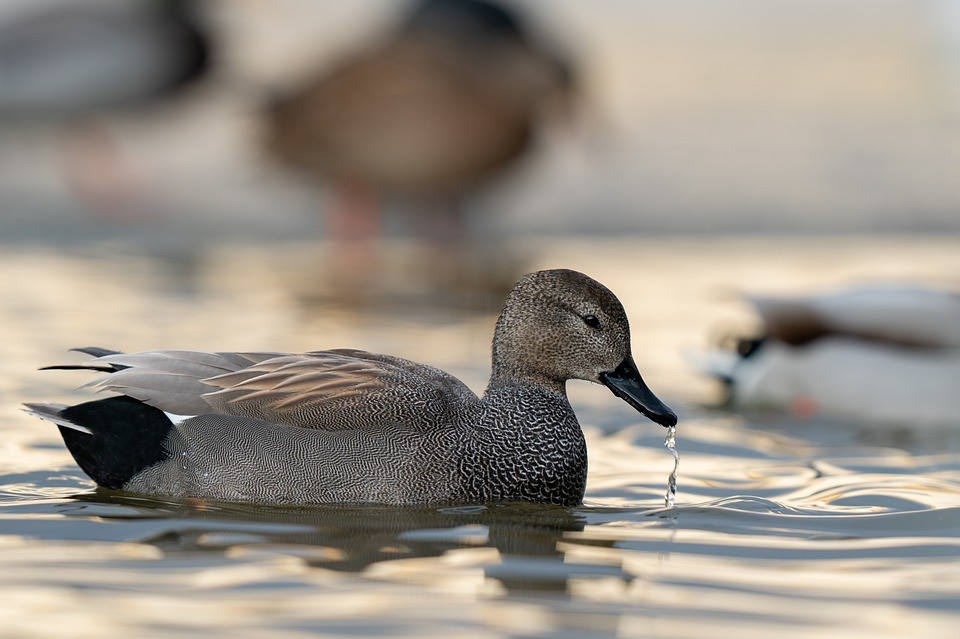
[[65, 491, 619, 593]]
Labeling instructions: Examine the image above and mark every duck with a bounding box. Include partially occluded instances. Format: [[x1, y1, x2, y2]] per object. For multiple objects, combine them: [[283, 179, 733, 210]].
[[0, 0, 210, 116], [264, 0, 572, 277], [25, 269, 676, 506], [0, 0, 212, 219], [697, 283, 960, 427]]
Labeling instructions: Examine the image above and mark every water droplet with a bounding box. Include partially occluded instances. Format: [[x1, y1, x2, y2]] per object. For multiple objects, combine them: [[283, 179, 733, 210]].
[[663, 425, 679, 507]]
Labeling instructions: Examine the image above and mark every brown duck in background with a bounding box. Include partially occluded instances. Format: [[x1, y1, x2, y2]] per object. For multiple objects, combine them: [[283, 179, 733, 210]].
[[265, 0, 573, 294]]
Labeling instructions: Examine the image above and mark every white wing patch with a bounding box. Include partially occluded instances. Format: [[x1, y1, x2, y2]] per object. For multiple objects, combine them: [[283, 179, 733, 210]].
[[163, 412, 194, 426]]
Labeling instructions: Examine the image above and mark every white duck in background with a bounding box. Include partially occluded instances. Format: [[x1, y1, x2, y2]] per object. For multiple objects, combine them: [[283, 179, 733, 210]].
[[698, 284, 960, 427]]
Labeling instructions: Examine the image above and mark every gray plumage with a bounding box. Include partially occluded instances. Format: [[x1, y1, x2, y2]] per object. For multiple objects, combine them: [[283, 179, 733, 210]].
[[26, 269, 677, 506]]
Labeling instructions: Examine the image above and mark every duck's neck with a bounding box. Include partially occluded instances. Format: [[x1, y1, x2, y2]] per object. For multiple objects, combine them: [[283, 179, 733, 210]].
[[489, 306, 569, 395], [486, 368, 567, 396]]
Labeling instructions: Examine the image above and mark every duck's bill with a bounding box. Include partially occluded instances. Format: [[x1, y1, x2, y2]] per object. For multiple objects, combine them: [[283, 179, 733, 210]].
[[600, 357, 678, 427]]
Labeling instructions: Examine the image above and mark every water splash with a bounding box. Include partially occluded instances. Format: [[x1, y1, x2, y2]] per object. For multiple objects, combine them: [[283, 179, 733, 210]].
[[664, 425, 679, 507]]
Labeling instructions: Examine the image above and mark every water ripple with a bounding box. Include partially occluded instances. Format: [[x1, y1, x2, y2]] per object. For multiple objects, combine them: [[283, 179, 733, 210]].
[[3, 243, 960, 637]]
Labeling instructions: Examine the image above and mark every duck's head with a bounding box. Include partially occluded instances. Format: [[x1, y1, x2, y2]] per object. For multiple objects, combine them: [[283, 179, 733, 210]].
[[492, 269, 677, 427]]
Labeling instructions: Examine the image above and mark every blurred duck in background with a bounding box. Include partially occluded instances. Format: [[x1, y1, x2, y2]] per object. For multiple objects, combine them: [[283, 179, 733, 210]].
[[265, 0, 573, 288], [697, 284, 960, 428], [0, 0, 211, 217], [0, 0, 208, 116]]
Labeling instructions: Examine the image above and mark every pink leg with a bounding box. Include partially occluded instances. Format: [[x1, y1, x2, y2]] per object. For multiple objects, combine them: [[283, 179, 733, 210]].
[[325, 180, 382, 288]]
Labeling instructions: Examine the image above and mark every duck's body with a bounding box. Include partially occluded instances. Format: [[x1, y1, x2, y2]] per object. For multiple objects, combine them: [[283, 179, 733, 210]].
[[113, 377, 585, 505], [268, 36, 555, 198], [27, 270, 675, 506], [0, 0, 210, 117], [743, 285, 960, 349]]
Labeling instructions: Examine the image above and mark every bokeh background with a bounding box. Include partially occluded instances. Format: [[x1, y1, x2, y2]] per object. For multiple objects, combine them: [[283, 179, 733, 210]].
[[3, 0, 960, 249]]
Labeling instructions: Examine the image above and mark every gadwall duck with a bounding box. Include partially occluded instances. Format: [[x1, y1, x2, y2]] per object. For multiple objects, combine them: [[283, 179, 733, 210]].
[[26, 269, 676, 506], [265, 0, 571, 252], [697, 284, 960, 427]]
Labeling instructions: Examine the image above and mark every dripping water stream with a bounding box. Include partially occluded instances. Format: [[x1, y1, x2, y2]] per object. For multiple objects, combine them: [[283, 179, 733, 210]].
[[663, 424, 679, 507]]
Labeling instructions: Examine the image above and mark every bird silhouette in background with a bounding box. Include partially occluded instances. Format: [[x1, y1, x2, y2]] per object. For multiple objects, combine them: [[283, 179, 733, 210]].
[[265, 0, 573, 289], [0, 0, 211, 219]]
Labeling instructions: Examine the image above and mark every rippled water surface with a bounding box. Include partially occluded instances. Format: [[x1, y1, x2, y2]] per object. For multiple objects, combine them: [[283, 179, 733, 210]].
[[2, 237, 959, 638]]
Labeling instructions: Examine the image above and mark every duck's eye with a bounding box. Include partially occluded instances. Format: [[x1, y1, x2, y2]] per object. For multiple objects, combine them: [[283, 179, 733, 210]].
[[582, 314, 601, 329]]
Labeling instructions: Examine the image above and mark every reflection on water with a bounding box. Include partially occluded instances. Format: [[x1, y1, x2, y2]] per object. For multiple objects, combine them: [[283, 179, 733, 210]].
[[2, 237, 960, 637]]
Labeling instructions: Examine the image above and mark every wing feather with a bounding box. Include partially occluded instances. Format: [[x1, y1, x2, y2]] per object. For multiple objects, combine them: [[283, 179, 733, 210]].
[[47, 347, 479, 432], [200, 351, 477, 430]]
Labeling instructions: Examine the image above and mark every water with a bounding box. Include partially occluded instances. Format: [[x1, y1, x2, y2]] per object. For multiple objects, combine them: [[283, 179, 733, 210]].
[[2, 237, 959, 638], [663, 425, 679, 508]]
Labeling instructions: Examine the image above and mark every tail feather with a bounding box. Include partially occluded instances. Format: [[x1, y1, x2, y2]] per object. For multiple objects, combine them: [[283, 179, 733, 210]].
[[40, 347, 126, 373], [25, 396, 174, 490], [70, 346, 123, 358], [22, 402, 93, 434], [40, 347, 265, 415]]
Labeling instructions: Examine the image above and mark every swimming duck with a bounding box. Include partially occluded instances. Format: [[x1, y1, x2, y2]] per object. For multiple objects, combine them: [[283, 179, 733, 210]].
[[698, 284, 960, 426], [25, 269, 676, 506], [265, 0, 572, 259]]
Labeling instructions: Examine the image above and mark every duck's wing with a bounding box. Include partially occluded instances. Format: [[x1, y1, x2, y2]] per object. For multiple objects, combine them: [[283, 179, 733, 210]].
[[46, 347, 479, 431], [200, 349, 479, 431]]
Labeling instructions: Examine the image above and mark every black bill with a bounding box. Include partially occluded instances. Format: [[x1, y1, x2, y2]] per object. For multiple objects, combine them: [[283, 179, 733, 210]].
[[600, 357, 678, 427]]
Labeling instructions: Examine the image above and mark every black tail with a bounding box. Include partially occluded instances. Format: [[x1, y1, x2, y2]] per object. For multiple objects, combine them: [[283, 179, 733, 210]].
[[26, 396, 173, 490]]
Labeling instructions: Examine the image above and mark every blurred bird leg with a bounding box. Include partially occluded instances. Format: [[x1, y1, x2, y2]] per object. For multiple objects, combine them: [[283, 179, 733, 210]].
[[58, 120, 148, 222], [326, 180, 383, 284]]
